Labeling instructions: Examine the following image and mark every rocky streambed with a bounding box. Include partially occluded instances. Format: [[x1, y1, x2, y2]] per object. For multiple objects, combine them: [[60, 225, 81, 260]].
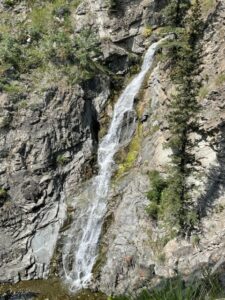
[[0, 279, 107, 300]]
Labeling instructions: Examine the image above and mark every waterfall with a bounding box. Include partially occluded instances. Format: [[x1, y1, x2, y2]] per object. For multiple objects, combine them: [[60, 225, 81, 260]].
[[62, 38, 167, 292]]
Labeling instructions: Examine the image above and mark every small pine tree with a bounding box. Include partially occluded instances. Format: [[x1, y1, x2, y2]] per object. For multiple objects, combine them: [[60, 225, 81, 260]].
[[162, 0, 191, 27]]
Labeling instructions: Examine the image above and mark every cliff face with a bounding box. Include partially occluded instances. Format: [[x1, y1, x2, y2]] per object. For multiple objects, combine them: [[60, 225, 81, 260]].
[[96, 0, 225, 295], [1, 0, 225, 297], [0, 0, 161, 284]]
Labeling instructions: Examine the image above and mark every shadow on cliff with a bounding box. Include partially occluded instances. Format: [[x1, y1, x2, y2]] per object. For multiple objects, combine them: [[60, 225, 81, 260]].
[[197, 121, 225, 219]]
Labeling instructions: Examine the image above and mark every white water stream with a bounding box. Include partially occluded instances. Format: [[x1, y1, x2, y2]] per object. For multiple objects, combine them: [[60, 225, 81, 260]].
[[62, 38, 167, 292]]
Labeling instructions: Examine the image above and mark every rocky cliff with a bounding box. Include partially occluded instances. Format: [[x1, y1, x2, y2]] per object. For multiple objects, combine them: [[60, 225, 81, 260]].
[[1, 0, 225, 298]]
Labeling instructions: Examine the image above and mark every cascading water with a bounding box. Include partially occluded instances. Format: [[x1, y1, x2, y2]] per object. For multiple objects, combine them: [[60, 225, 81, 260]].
[[62, 38, 167, 292]]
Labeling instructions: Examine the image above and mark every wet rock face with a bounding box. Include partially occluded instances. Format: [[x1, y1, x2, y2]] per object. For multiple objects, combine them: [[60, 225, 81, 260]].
[[0, 85, 102, 281]]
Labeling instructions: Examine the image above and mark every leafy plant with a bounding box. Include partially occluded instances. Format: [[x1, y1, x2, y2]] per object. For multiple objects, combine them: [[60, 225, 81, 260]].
[[56, 154, 69, 166]]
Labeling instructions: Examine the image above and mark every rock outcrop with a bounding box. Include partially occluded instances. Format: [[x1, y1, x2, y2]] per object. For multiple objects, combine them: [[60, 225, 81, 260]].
[[0, 85, 102, 281], [94, 0, 225, 295], [1, 0, 225, 297]]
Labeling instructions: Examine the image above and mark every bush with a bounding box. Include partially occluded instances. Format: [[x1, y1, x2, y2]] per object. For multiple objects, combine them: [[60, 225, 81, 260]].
[[0, 188, 8, 207], [44, 31, 74, 64], [0, 188, 7, 199], [111, 274, 225, 300], [53, 6, 70, 18], [2, 0, 18, 7], [0, 0, 102, 93], [143, 26, 153, 38], [147, 171, 167, 203], [146, 202, 159, 220], [56, 155, 69, 166], [0, 35, 22, 70], [146, 170, 168, 220]]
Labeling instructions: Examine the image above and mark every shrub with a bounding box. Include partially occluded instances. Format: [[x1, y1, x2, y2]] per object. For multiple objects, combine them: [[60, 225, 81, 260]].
[[44, 31, 74, 64], [0, 188, 8, 207], [215, 73, 225, 86], [191, 234, 200, 246], [0, 35, 22, 70], [30, 7, 53, 33], [2, 0, 18, 7], [56, 155, 69, 166], [147, 171, 167, 203], [53, 6, 70, 18], [143, 26, 153, 38], [0, 188, 7, 199], [146, 170, 168, 220], [111, 274, 225, 300], [0, 115, 12, 128], [146, 202, 159, 219]]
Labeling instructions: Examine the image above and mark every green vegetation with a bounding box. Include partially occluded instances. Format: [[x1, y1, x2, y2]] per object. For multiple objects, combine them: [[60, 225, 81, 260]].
[[116, 124, 142, 178], [215, 73, 225, 86], [107, 0, 119, 13], [201, 0, 216, 15], [0, 279, 107, 300], [146, 0, 204, 237], [0, 0, 103, 95], [110, 273, 225, 300], [0, 188, 7, 199], [162, 0, 191, 27], [0, 188, 8, 206], [146, 170, 167, 220], [191, 234, 200, 246], [0, 115, 11, 128], [56, 154, 69, 166], [2, 0, 19, 7], [143, 26, 153, 38], [199, 86, 209, 99]]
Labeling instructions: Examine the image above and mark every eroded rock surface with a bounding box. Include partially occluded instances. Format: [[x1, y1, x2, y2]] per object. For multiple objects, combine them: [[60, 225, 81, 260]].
[[0, 86, 101, 281], [94, 0, 225, 295], [1, 0, 225, 296]]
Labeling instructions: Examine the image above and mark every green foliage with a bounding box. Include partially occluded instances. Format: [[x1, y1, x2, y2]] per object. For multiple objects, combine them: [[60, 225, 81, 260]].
[[107, 0, 119, 12], [0, 188, 7, 199], [199, 86, 209, 99], [44, 31, 74, 64], [147, 171, 167, 203], [0, 115, 12, 128], [202, 0, 216, 15], [0, 35, 22, 70], [215, 73, 225, 86], [143, 26, 153, 38], [0, 188, 8, 207], [18, 100, 28, 110], [111, 274, 225, 300], [0, 0, 102, 93], [2, 0, 18, 7], [162, 0, 191, 27], [56, 155, 69, 166], [191, 234, 200, 246], [146, 171, 167, 220], [157, 0, 204, 236], [116, 124, 142, 178]]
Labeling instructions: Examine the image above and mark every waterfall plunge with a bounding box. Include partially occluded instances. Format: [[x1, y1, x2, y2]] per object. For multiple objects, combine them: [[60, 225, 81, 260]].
[[62, 38, 167, 292]]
